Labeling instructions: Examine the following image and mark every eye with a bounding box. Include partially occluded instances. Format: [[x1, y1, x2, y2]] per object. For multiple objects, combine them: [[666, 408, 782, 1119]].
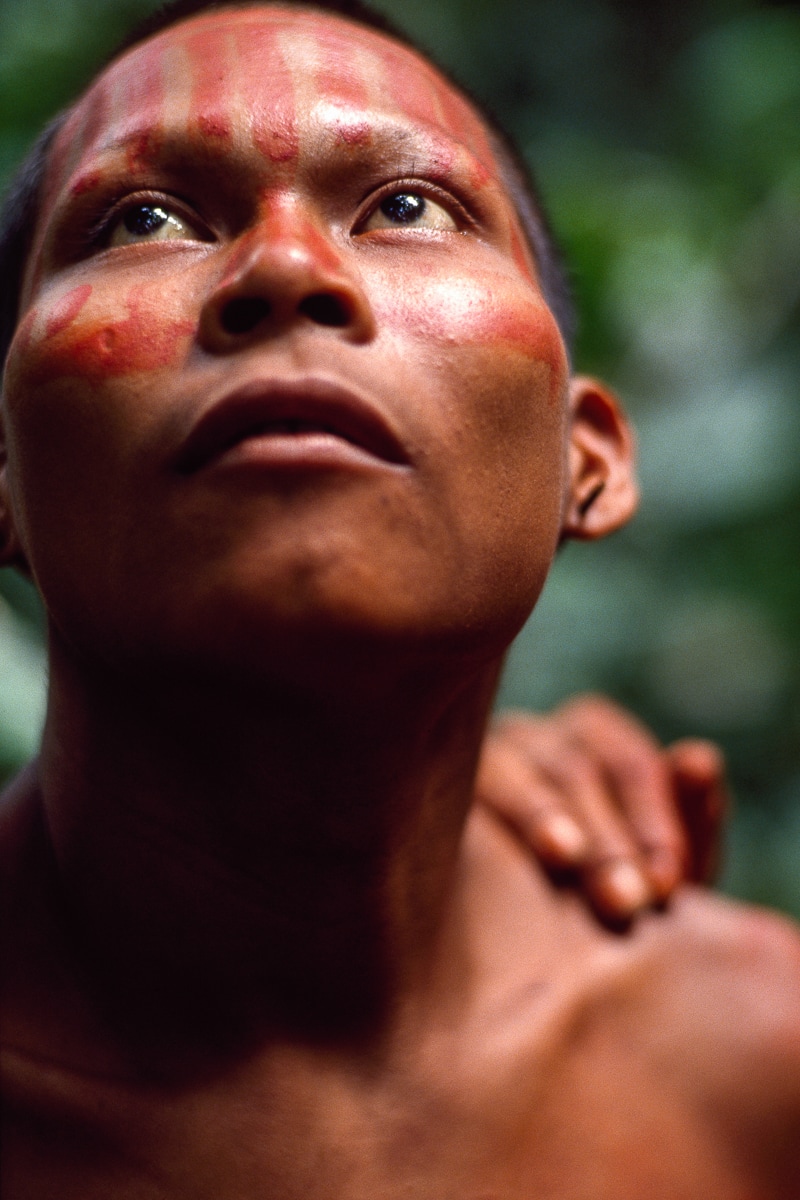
[[105, 201, 203, 247], [362, 190, 458, 233]]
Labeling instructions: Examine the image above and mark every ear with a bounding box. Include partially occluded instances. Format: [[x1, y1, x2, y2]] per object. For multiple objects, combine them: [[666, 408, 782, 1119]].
[[0, 409, 30, 574], [561, 375, 639, 541]]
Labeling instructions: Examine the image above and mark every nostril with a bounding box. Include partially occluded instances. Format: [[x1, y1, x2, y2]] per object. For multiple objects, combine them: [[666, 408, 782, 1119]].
[[299, 293, 349, 327], [220, 297, 271, 335]]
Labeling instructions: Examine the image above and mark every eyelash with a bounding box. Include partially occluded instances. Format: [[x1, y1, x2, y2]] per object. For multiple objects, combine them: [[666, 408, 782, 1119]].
[[355, 179, 474, 233], [86, 191, 212, 250], [79, 176, 474, 256]]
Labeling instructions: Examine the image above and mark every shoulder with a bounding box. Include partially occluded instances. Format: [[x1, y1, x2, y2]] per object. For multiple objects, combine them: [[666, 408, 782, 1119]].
[[639, 886, 800, 1053], [580, 885, 800, 1194], [464, 812, 800, 1195]]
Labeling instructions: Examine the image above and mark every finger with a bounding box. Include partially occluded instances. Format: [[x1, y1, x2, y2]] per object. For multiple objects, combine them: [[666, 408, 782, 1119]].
[[667, 739, 728, 883], [558, 696, 689, 901], [585, 858, 654, 923], [525, 744, 654, 920], [475, 732, 590, 867]]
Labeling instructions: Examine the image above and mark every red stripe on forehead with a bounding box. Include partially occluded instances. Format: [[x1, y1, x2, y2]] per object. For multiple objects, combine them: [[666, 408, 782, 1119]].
[[185, 25, 233, 142], [43, 78, 112, 213], [373, 43, 461, 176], [120, 42, 166, 172], [24, 92, 107, 305], [233, 24, 299, 164], [432, 83, 496, 187], [380, 41, 441, 133], [310, 23, 371, 110], [122, 38, 166, 134]]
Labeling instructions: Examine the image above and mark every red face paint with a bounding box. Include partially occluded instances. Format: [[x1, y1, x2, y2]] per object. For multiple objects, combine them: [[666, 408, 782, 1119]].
[[264, 197, 344, 275], [70, 170, 103, 197], [309, 22, 371, 112], [4, 6, 577, 691], [233, 22, 299, 165], [509, 224, 536, 285], [45, 77, 112, 211], [120, 38, 166, 173], [186, 26, 233, 144], [45, 284, 93, 341], [333, 120, 372, 148], [28, 290, 193, 389], [11, 306, 39, 358], [21, 11, 566, 396]]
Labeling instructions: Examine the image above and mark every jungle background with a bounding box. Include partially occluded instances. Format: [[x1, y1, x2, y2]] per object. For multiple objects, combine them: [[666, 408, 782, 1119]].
[[0, 0, 798, 912]]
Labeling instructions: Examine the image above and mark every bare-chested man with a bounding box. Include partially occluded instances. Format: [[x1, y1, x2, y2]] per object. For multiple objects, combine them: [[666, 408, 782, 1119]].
[[1, 3, 798, 1196]]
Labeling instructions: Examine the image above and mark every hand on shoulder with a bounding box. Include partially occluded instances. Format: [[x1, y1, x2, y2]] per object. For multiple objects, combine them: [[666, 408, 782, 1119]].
[[476, 696, 727, 923]]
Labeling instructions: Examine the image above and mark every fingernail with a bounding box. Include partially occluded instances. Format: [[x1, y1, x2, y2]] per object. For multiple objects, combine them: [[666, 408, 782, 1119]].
[[646, 847, 681, 897], [544, 814, 589, 861], [601, 861, 651, 912]]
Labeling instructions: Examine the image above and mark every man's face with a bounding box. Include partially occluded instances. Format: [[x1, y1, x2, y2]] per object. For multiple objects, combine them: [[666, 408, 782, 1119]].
[[1, 6, 571, 679]]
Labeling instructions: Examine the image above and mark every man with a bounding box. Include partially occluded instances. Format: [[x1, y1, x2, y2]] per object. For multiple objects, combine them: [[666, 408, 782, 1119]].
[[1, 3, 797, 1196]]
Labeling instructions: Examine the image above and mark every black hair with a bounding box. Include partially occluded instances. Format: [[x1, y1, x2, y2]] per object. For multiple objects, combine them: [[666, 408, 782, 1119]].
[[0, 0, 575, 373]]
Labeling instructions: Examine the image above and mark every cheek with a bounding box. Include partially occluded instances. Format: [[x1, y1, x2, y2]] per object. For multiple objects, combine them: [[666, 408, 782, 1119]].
[[9, 283, 194, 391], [372, 267, 568, 405]]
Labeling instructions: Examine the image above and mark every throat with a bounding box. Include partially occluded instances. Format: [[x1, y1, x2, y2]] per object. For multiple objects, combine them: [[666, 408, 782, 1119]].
[[42, 714, 472, 1058], [38, 646, 496, 1063]]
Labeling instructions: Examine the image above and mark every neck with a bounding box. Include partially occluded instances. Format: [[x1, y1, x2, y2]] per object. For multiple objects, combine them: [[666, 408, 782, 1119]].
[[38, 633, 500, 1056]]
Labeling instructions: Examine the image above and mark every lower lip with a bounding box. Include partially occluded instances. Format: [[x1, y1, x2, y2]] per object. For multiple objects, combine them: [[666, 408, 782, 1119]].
[[201, 432, 400, 474]]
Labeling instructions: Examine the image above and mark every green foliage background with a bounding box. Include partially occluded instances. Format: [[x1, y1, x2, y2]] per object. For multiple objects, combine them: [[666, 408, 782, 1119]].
[[1, 0, 798, 911]]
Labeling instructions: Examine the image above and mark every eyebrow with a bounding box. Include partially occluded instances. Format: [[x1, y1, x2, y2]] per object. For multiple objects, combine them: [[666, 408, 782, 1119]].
[[61, 107, 499, 193]]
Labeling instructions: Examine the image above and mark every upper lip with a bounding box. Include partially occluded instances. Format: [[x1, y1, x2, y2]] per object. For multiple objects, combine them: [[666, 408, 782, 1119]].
[[175, 377, 410, 473]]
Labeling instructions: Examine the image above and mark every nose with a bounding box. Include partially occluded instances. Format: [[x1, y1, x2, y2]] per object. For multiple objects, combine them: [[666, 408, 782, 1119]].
[[199, 202, 376, 350]]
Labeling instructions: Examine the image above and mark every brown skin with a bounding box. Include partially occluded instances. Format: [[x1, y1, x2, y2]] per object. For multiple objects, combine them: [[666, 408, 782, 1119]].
[[1, 9, 799, 1198], [479, 698, 728, 920]]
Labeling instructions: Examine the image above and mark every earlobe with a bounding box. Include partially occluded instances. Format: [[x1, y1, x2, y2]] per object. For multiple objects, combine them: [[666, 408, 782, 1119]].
[[561, 376, 639, 541]]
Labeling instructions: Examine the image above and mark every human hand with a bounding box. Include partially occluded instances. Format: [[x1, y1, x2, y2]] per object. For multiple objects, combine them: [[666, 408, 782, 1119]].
[[475, 695, 727, 924]]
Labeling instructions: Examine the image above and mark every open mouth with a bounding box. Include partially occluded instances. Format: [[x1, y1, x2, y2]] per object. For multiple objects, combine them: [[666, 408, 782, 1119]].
[[175, 379, 410, 474]]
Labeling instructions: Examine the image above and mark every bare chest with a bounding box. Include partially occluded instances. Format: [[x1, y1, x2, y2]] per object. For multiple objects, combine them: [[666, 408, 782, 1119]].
[[2, 1004, 754, 1200]]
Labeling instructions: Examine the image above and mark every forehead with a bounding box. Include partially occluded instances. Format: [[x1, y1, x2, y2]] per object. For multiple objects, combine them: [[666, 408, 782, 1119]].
[[52, 6, 499, 179]]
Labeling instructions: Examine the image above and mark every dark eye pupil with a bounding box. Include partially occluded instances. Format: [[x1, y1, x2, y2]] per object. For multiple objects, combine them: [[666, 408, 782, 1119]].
[[380, 193, 425, 224], [124, 204, 168, 235]]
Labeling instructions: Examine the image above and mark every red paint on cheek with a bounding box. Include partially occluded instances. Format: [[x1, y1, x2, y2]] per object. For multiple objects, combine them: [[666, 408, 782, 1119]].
[[464, 297, 567, 404], [10, 307, 39, 358], [28, 291, 194, 387], [45, 284, 92, 340], [234, 26, 298, 164], [383, 276, 566, 388]]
